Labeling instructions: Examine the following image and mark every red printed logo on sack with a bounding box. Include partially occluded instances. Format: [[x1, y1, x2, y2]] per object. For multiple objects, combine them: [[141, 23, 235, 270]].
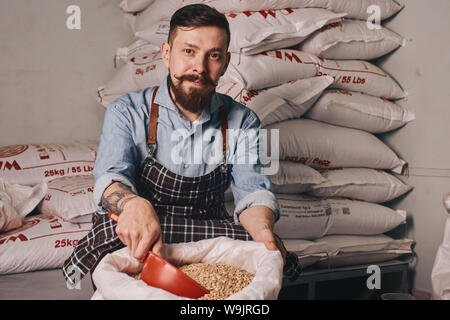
[[228, 8, 294, 19], [0, 160, 21, 171], [261, 50, 304, 64], [0, 218, 40, 245], [136, 64, 156, 76], [233, 88, 259, 106], [0, 144, 28, 158]]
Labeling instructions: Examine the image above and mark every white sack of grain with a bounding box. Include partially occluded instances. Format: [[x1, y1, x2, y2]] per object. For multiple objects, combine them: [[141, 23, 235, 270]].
[[310, 168, 413, 203], [223, 49, 320, 90], [224, 160, 326, 201], [313, 234, 413, 268], [282, 239, 329, 268], [37, 175, 96, 223], [119, 0, 154, 12], [0, 179, 47, 233], [0, 214, 92, 274], [124, 0, 403, 25], [97, 40, 167, 107], [264, 119, 406, 173], [304, 89, 415, 133], [318, 58, 406, 99], [91, 237, 283, 300], [272, 194, 406, 239], [0, 141, 98, 186], [126, 8, 346, 55], [296, 19, 405, 60], [271, 161, 327, 194], [216, 76, 333, 127]]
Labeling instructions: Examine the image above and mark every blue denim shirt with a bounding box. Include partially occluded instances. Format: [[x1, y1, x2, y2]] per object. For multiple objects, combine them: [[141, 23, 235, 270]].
[[93, 76, 280, 223]]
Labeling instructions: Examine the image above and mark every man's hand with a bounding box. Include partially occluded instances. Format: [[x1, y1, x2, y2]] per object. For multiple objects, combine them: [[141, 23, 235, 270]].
[[238, 206, 286, 262], [101, 182, 163, 262]]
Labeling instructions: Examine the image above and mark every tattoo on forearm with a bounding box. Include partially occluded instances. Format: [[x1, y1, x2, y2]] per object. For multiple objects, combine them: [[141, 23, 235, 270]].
[[101, 183, 138, 213]]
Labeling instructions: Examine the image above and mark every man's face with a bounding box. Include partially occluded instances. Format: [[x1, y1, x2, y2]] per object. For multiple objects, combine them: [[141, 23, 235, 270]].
[[161, 25, 230, 113]]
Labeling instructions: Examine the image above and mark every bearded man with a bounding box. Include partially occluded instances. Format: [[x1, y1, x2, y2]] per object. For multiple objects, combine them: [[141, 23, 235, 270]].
[[63, 4, 301, 287]]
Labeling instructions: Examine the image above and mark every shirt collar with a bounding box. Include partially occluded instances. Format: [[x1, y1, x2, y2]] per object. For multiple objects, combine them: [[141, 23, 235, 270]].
[[154, 75, 223, 123]]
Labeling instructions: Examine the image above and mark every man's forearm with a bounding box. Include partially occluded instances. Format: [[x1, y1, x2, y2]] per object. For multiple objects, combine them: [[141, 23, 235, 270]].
[[238, 205, 275, 237], [101, 182, 139, 213]]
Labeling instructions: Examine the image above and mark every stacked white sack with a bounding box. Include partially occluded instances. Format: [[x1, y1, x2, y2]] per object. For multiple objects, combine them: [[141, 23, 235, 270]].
[[296, 19, 406, 60], [226, 48, 406, 98], [97, 40, 166, 107], [223, 192, 407, 240], [261, 163, 413, 203], [284, 234, 413, 269], [310, 168, 413, 203], [216, 76, 334, 128], [264, 118, 406, 174], [305, 89, 415, 133], [120, 0, 404, 21]]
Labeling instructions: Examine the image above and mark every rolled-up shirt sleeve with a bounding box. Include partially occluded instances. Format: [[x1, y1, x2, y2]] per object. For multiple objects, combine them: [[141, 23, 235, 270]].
[[93, 100, 141, 214], [230, 109, 280, 224]]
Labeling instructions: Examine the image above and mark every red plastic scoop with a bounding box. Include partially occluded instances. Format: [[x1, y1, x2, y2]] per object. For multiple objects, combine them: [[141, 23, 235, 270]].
[[108, 212, 210, 299]]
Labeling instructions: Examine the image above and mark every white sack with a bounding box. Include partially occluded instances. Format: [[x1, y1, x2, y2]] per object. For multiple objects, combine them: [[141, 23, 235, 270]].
[[305, 89, 415, 133], [265, 119, 406, 173], [318, 58, 406, 99], [225, 51, 405, 99], [92, 237, 284, 300], [37, 175, 95, 223], [313, 234, 413, 268], [431, 217, 450, 300], [216, 76, 333, 127], [272, 194, 406, 240], [296, 19, 405, 60], [124, 0, 403, 25], [283, 234, 412, 269], [126, 8, 346, 55], [271, 160, 327, 194], [0, 179, 47, 233], [223, 49, 320, 90], [0, 141, 97, 186], [312, 0, 404, 21], [0, 213, 92, 274], [119, 0, 154, 12], [310, 168, 413, 203], [282, 239, 328, 268], [224, 160, 326, 201], [97, 40, 167, 107]]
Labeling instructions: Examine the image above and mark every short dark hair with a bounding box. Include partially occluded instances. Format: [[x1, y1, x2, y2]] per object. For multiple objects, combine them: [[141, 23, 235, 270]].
[[168, 4, 230, 49]]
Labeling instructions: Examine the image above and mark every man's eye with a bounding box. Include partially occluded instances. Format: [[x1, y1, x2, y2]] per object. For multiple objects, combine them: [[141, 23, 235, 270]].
[[209, 53, 221, 60], [184, 48, 193, 54]]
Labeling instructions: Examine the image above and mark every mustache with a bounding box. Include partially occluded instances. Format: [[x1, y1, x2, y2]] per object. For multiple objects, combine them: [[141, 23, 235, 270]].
[[173, 73, 217, 86]]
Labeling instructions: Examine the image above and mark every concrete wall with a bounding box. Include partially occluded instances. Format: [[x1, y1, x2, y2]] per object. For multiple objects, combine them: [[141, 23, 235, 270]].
[[1, 0, 449, 294], [0, 0, 131, 145], [376, 0, 450, 293]]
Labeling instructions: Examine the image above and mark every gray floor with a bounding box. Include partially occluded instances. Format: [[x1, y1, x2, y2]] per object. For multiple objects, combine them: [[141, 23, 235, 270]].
[[0, 268, 94, 300]]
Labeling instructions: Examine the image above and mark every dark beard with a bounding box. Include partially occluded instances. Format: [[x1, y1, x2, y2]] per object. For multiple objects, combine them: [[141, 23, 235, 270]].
[[167, 73, 216, 114]]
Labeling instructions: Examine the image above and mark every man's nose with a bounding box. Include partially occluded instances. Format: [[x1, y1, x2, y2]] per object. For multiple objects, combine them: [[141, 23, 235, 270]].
[[192, 55, 207, 75]]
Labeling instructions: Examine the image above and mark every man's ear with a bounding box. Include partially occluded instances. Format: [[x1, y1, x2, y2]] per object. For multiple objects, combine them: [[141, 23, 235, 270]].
[[161, 41, 171, 69]]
